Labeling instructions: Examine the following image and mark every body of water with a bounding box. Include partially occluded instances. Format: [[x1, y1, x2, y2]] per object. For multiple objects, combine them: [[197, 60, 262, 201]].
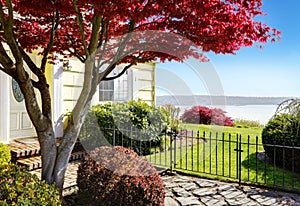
[[224, 105, 278, 124], [177, 105, 278, 125]]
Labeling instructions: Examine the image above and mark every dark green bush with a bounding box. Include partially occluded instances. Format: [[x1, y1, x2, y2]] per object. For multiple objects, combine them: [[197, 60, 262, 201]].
[[0, 143, 11, 165], [262, 113, 300, 173], [0, 164, 61, 205], [79, 100, 169, 155], [77, 146, 165, 206]]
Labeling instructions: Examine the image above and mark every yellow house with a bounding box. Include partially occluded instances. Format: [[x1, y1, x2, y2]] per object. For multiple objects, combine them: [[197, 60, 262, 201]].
[[0, 54, 156, 143]]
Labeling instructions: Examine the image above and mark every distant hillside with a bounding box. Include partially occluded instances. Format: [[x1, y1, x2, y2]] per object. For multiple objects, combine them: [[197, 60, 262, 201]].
[[156, 95, 291, 106]]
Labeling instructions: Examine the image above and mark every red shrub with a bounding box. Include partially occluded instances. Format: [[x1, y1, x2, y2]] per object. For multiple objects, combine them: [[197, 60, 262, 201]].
[[77, 146, 165, 206], [180, 106, 234, 127]]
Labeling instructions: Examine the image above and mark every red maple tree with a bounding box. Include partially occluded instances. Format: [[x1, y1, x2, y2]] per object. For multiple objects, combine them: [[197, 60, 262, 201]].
[[181, 106, 234, 126], [0, 0, 280, 192]]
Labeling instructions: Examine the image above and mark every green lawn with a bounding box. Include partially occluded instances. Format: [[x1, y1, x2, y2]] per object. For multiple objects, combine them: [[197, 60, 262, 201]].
[[146, 123, 300, 192]]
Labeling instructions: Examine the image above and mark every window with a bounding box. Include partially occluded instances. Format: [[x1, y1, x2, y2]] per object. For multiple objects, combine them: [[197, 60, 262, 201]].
[[114, 73, 128, 101], [99, 69, 129, 102], [99, 81, 114, 101]]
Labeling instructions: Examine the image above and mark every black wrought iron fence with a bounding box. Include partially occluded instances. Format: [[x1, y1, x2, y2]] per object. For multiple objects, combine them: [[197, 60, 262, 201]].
[[79, 125, 300, 192]]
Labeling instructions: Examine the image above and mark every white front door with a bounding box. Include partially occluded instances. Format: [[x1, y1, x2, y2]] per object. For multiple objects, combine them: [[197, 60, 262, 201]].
[[9, 77, 37, 139]]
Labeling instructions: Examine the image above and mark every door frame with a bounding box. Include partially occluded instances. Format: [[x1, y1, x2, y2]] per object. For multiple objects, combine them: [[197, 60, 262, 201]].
[[0, 70, 10, 143]]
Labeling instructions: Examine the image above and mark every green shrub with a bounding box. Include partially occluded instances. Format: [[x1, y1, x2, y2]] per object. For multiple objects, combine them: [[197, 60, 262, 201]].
[[0, 164, 61, 205], [262, 113, 300, 173], [234, 119, 264, 128], [77, 146, 165, 206], [0, 143, 11, 165], [80, 100, 169, 155], [162, 104, 181, 133]]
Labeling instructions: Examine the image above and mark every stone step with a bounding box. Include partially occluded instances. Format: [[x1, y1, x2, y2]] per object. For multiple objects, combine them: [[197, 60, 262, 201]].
[[17, 151, 86, 171]]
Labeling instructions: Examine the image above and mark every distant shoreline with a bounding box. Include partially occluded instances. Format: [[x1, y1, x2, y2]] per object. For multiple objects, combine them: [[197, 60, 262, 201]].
[[156, 95, 295, 107], [156, 96, 284, 124]]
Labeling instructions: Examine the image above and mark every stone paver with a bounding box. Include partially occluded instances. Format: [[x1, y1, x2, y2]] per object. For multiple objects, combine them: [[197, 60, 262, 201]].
[[173, 187, 193, 197], [165, 197, 180, 206], [193, 188, 216, 197], [180, 182, 199, 191], [32, 162, 300, 205], [164, 173, 300, 206], [177, 197, 202, 206]]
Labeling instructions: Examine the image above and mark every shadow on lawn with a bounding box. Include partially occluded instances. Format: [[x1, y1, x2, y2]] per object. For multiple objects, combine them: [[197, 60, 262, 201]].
[[241, 152, 300, 190]]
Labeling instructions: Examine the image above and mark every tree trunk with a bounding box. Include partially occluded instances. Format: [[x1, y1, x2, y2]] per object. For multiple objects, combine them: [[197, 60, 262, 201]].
[[52, 125, 79, 191], [17, 52, 97, 194], [38, 126, 57, 184], [52, 95, 93, 192]]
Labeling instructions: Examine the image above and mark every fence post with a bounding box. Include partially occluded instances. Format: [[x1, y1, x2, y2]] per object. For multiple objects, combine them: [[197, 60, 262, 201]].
[[239, 134, 243, 185], [170, 132, 173, 173], [174, 133, 177, 169], [235, 134, 239, 179], [168, 131, 178, 173], [234, 134, 243, 186], [113, 125, 116, 146]]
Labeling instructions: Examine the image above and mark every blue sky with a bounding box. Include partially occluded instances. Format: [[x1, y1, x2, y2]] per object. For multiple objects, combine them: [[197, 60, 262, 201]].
[[157, 0, 300, 97]]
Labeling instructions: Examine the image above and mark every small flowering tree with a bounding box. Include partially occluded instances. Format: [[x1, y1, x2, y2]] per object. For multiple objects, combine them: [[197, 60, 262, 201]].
[[181, 106, 234, 127]]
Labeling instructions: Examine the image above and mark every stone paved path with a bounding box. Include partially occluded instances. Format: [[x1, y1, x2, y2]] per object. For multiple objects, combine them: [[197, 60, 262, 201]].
[[36, 162, 300, 205], [163, 174, 300, 206]]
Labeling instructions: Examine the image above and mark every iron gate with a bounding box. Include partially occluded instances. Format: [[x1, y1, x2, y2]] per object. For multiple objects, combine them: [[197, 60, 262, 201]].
[[147, 130, 300, 193]]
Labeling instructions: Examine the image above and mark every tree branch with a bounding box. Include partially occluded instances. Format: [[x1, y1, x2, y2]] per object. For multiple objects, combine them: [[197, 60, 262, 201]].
[[64, 33, 85, 62], [41, 9, 60, 72], [31, 79, 40, 89], [97, 18, 106, 49], [94, 20, 109, 65], [73, 0, 89, 57], [102, 53, 155, 81], [98, 63, 116, 82], [0, 2, 26, 84], [19, 46, 43, 77], [134, 20, 165, 30], [113, 20, 135, 60], [67, 48, 85, 63], [102, 64, 130, 81], [88, 15, 102, 54], [5, 0, 13, 30], [0, 64, 15, 78], [0, 42, 14, 69], [97, 20, 137, 81], [97, 48, 145, 82]]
